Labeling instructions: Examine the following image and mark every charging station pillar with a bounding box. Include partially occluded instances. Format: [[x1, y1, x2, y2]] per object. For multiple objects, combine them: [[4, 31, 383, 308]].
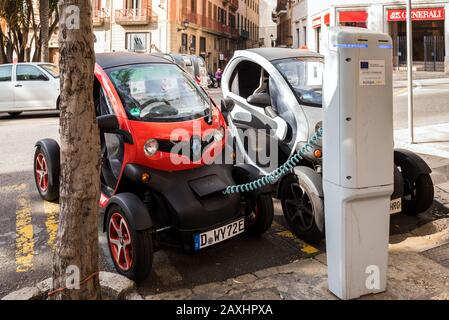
[[323, 27, 394, 300]]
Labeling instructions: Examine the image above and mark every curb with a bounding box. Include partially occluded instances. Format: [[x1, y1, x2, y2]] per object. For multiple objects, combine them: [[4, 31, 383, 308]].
[[1, 272, 145, 301]]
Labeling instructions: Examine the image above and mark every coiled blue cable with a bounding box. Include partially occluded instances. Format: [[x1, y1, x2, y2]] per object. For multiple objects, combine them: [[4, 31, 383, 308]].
[[223, 128, 324, 195]]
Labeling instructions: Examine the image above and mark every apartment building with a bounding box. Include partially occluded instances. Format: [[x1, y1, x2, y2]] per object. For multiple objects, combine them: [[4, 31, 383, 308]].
[[91, 0, 260, 71]]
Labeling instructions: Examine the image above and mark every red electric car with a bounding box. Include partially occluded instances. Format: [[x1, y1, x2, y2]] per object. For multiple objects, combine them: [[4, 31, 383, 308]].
[[33, 53, 274, 282]]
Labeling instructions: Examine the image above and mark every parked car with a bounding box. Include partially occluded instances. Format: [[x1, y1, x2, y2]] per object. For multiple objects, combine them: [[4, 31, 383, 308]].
[[163, 53, 210, 88], [222, 48, 434, 243], [0, 63, 60, 117], [33, 52, 274, 282]]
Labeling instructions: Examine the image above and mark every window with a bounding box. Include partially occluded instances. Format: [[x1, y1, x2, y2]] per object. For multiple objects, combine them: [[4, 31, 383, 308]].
[[126, 32, 149, 52], [0, 65, 12, 82], [40, 64, 60, 78], [181, 33, 188, 52], [108, 64, 210, 122], [200, 37, 206, 53], [16, 65, 48, 81]]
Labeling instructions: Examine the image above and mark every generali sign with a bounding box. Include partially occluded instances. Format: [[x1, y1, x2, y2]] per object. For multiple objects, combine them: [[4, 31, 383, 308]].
[[387, 8, 445, 21]]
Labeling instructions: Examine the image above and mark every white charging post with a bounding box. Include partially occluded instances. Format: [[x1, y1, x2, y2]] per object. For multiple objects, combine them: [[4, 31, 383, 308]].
[[323, 27, 394, 300]]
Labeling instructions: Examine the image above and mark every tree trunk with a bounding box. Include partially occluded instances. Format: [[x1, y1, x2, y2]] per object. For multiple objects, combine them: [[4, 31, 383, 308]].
[[39, 0, 49, 62], [52, 0, 101, 300]]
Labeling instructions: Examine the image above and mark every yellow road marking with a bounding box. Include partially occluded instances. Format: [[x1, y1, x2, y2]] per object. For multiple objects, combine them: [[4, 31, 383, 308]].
[[276, 230, 320, 255], [0, 184, 27, 193], [15, 193, 34, 272], [44, 201, 59, 250], [271, 221, 286, 232]]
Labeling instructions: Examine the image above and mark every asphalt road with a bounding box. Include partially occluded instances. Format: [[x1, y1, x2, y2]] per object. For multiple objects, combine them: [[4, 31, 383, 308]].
[[1, 85, 448, 298]]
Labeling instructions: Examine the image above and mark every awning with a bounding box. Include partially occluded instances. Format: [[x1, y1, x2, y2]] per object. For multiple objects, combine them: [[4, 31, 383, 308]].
[[339, 10, 368, 23], [387, 8, 445, 22], [312, 17, 321, 29]]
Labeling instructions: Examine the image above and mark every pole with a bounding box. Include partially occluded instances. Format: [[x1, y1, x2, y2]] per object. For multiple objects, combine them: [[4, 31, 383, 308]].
[[407, 0, 415, 144]]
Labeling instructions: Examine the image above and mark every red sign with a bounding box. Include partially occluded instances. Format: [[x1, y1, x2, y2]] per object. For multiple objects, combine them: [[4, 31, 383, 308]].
[[339, 11, 368, 23], [387, 8, 445, 21], [324, 13, 330, 26]]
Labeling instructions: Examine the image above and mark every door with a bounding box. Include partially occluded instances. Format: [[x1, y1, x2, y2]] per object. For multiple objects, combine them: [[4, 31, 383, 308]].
[[14, 65, 55, 110], [226, 59, 288, 173], [0, 65, 14, 111], [424, 35, 445, 72]]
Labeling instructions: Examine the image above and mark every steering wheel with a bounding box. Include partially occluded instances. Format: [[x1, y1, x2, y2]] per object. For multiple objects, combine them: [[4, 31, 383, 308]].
[[140, 98, 178, 118]]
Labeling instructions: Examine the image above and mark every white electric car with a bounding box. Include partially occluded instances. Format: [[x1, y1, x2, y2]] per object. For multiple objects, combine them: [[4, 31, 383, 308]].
[[0, 63, 60, 117], [222, 48, 434, 243]]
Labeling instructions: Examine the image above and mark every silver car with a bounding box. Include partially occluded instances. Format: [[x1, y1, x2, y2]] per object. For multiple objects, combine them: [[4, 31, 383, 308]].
[[0, 63, 60, 117]]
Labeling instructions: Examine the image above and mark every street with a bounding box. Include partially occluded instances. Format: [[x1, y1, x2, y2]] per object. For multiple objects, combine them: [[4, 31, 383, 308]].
[[0, 85, 449, 298]]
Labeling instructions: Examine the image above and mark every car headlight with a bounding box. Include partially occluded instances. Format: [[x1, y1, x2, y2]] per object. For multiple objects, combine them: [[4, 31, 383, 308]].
[[144, 139, 159, 157], [213, 127, 225, 142]]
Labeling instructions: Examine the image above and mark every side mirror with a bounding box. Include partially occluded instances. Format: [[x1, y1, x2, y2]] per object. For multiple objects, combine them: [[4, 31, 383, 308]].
[[97, 114, 119, 132], [247, 93, 271, 108], [221, 98, 235, 113]]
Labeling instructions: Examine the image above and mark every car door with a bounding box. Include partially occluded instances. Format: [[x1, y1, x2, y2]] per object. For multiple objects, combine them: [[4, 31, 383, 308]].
[[14, 64, 55, 110], [0, 65, 14, 111], [223, 58, 288, 173]]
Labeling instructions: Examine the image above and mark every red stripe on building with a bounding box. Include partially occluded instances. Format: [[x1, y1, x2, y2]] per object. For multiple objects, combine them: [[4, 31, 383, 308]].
[[312, 17, 321, 29]]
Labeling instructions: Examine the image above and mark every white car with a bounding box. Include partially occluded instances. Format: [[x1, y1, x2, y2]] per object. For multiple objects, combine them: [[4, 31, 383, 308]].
[[0, 63, 60, 117]]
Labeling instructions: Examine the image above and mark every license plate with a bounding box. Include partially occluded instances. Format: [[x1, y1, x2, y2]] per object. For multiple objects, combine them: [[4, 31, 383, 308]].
[[194, 218, 245, 251], [390, 198, 402, 214]]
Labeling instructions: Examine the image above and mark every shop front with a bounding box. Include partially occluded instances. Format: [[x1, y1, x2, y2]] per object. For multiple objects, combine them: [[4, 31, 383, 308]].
[[388, 7, 446, 71]]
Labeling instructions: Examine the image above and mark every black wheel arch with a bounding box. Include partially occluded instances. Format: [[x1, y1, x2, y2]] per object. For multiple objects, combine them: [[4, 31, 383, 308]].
[[104, 193, 153, 232], [395, 148, 432, 183], [232, 164, 273, 201], [35, 139, 60, 188]]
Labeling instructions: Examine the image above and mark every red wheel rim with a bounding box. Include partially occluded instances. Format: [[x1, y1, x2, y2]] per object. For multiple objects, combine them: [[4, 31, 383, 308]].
[[35, 153, 48, 192], [108, 212, 133, 271]]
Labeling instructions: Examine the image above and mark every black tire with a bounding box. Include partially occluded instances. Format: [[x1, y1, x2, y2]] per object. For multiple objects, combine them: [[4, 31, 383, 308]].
[[245, 193, 274, 237], [402, 174, 434, 216], [106, 205, 153, 283], [280, 174, 325, 244], [8, 112, 22, 117], [33, 146, 59, 202]]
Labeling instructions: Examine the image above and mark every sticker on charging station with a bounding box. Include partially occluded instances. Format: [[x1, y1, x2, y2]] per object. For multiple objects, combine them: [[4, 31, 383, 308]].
[[359, 60, 386, 86]]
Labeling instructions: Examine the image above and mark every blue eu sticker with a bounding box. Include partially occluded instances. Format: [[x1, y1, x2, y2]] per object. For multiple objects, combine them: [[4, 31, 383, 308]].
[[360, 61, 369, 69]]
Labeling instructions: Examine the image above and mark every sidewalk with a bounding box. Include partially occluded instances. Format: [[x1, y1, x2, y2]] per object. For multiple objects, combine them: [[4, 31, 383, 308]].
[[394, 70, 449, 81], [142, 125, 449, 301]]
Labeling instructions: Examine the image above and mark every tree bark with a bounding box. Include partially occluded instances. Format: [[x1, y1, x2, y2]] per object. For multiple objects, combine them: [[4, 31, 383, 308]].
[[39, 0, 49, 62], [52, 0, 101, 300]]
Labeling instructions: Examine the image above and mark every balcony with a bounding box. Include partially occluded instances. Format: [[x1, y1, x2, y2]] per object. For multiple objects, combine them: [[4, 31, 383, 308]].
[[115, 8, 157, 26], [180, 8, 199, 25], [93, 9, 110, 27], [229, 0, 239, 11], [201, 15, 238, 38]]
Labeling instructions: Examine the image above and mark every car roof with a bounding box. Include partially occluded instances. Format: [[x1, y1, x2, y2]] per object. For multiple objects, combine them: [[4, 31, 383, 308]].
[[96, 52, 172, 69], [239, 48, 324, 61]]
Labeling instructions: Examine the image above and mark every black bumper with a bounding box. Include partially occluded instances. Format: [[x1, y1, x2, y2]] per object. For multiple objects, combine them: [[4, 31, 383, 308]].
[[124, 164, 242, 232]]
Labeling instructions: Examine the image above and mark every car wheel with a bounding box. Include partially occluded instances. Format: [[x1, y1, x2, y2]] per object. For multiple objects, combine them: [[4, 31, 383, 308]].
[[245, 194, 274, 237], [402, 174, 434, 216], [8, 112, 22, 117], [280, 175, 325, 244], [34, 146, 59, 202], [106, 205, 153, 283]]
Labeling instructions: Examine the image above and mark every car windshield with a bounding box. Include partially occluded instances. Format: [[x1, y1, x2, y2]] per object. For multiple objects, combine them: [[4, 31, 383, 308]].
[[108, 63, 210, 122], [40, 64, 59, 78], [273, 57, 324, 107]]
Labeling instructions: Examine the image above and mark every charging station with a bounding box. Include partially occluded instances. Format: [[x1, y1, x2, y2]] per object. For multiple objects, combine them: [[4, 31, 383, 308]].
[[323, 27, 394, 300]]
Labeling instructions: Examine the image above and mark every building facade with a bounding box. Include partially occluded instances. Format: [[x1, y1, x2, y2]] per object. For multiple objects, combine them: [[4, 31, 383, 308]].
[[91, 0, 260, 71], [259, 0, 277, 47], [284, 0, 449, 73]]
